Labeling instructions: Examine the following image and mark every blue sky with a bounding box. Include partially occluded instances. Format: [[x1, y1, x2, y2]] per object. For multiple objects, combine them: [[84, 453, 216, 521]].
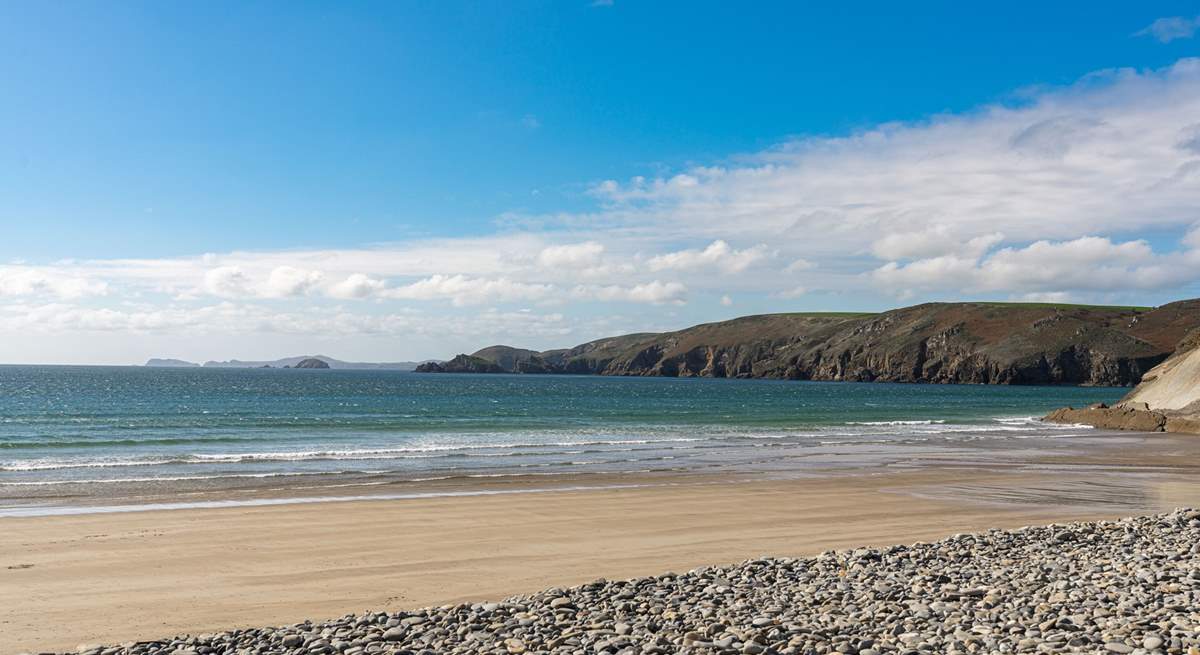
[[1, 2, 1200, 363]]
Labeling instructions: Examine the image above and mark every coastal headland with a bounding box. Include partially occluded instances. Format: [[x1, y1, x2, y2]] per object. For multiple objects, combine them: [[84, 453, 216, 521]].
[[417, 300, 1200, 386]]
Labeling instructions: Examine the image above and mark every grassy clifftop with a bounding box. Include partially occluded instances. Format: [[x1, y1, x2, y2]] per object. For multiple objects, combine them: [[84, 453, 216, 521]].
[[419, 299, 1200, 386]]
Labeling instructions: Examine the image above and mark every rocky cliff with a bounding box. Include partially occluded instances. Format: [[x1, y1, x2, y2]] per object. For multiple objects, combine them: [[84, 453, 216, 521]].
[[419, 299, 1200, 386], [1045, 326, 1200, 434], [415, 354, 506, 374]]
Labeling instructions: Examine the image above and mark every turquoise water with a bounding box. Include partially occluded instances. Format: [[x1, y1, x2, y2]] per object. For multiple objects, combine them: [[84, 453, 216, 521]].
[[0, 366, 1126, 513]]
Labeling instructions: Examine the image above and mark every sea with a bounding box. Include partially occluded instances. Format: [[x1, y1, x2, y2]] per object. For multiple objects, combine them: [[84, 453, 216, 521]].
[[0, 366, 1130, 517]]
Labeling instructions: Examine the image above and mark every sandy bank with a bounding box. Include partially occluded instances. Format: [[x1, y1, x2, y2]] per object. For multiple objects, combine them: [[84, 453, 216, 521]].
[[6, 450, 1200, 652]]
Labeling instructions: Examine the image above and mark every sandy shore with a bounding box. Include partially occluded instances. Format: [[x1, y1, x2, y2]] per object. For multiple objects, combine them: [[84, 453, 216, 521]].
[[6, 448, 1200, 653]]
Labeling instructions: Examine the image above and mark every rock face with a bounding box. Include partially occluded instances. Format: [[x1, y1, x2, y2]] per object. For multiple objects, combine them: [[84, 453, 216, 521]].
[[292, 358, 331, 369], [1045, 327, 1200, 434], [1123, 328, 1200, 410], [420, 300, 1200, 386], [415, 354, 505, 374]]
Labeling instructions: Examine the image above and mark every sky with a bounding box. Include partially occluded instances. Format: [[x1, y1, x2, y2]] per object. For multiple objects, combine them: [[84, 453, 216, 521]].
[[2, 2, 1200, 364]]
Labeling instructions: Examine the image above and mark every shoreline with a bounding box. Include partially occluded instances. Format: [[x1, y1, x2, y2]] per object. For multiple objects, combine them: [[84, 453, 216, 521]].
[[6, 451, 1200, 653], [52, 508, 1200, 655]]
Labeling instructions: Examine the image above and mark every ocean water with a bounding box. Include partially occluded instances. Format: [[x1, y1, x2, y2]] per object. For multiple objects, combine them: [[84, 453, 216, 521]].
[[0, 366, 1128, 515]]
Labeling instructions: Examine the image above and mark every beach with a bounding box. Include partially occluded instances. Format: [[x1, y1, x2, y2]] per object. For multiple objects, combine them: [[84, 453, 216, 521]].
[[6, 370, 1200, 652], [7, 429, 1200, 653]]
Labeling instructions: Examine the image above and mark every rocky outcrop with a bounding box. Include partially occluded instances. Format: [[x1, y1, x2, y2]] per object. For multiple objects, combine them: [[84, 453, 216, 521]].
[[419, 300, 1200, 386], [1044, 327, 1200, 434], [292, 358, 331, 369], [1044, 403, 1168, 432], [415, 354, 506, 374]]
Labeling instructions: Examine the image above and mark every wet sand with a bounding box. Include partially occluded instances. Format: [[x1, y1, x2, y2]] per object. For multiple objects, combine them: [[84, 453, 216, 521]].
[[6, 436, 1200, 654]]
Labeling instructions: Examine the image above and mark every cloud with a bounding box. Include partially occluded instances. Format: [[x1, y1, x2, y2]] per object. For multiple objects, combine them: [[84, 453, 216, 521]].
[[203, 265, 322, 298], [572, 281, 687, 304], [202, 266, 253, 298], [1135, 15, 1200, 43], [647, 240, 771, 273], [783, 259, 816, 273], [0, 301, 575, 342], [720, 295, 733, 306], [385, 275, 554, 307], [872, 236, 1198, 295], [328, 274, 387, 300], [521, 114, 541, 130], [537, 242, 605, 269], [263, 266, 323, 298], [0, 266, 108, 299]]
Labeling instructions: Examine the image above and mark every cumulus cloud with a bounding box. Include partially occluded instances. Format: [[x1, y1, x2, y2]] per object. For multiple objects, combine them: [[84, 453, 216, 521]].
[[1135, 15, 1200, 43], [647, 240, 771, 273], [202, 265, 323, 298], [328, 274, 388, 300], [537, 242, 605, 269], [263, 266, 323, 298], [203, 266, 253, 298]]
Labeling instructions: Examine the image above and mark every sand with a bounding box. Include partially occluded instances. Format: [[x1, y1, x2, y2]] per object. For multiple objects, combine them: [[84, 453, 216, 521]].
[[6, 457, 1200, 653]]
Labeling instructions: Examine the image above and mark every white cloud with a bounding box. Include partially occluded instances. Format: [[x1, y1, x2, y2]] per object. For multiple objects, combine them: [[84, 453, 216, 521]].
[[720, 295, 733, 306], [647, 240, 771, 273], [872, 236, 1197, 295], [572, 281, 687, 304], [521, 114, 541, 130], [264, 266, 323, 298], [385, 275, 554, 307], [0, 266, 108, 299], [0, 301, 575, 342], [328, 274, 388, 299], [202, 265, 323, 299], [203, 266, 253, 298], [537, 242, 605, 269], [1135, 15, 1200, 43]]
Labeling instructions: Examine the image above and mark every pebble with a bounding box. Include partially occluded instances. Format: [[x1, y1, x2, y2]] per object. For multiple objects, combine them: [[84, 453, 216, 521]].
[[48, 509, 1200, 655]]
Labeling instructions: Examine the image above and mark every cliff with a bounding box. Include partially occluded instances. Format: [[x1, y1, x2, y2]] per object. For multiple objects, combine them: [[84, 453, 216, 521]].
[[418, 299, 1200, 386], [1045, 327, 1200, 434], [415, 354, 506, 374]]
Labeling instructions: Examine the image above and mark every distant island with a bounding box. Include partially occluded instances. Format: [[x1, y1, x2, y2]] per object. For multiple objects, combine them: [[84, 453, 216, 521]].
[[144, 355, 429, 370], [417, 299, 1200, 386], [145, 358, 200, 368]]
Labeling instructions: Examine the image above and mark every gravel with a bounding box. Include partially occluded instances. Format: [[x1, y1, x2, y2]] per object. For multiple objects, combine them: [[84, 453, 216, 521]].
[[59, 509, 1200, 655]]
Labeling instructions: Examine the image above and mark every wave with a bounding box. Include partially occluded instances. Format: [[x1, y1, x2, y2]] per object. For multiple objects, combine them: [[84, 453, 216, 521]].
[[845, 420, 947, 426], [0, 435, 274, 450], [0, 437, 706, 471]]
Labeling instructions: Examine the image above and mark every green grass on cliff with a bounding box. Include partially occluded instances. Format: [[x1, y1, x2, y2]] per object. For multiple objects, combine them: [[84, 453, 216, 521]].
[[973, 302, 1154, 312]]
